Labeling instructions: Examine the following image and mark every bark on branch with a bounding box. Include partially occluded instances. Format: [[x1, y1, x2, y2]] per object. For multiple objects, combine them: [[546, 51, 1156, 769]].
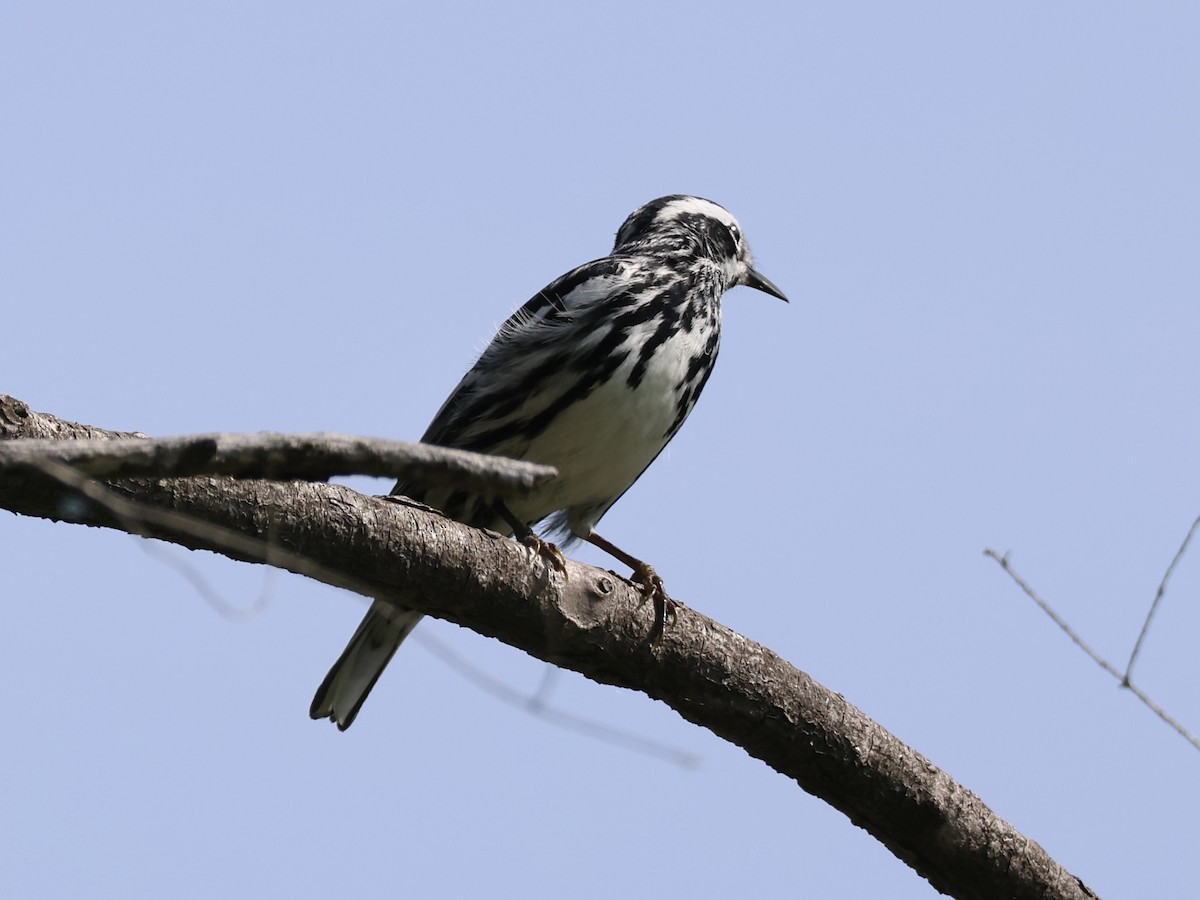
[[0, 394, 1098, 900], [0, 430, 554, 495]]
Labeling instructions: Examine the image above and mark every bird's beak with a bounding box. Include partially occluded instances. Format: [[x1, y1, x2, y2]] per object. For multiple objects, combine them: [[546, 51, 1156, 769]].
[[743, 267, 789, 302]]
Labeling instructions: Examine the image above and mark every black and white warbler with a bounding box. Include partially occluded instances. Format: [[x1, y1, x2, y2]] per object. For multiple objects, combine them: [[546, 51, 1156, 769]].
[[311, 195, 787, 730]]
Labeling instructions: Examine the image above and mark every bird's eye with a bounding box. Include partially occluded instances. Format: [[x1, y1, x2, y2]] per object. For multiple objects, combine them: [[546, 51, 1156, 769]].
[[728, 224, 742, 245]]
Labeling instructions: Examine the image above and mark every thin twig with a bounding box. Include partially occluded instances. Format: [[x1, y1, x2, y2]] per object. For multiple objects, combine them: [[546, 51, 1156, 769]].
[[984, 548, 1200, 752], [0, 434, 556, 497], [1117, 681, 1200, 751], [1125, 513, 1200, 683], [30, 458, 380, 600], [412, 629, 700, 768], [137, 538, 275, 621], [983, 549, 1124, 680]]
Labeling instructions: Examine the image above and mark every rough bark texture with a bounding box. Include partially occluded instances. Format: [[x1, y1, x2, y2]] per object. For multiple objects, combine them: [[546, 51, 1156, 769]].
[[0, 394, 1099, 900]]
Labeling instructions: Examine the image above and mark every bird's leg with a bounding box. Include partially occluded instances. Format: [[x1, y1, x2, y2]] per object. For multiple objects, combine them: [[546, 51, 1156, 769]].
[[585, 532, 676, 645], [493, 500, 568, 578]]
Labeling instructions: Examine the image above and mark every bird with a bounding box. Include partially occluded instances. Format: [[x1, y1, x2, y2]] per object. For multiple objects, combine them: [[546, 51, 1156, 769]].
[[310, 195, 787, 730]]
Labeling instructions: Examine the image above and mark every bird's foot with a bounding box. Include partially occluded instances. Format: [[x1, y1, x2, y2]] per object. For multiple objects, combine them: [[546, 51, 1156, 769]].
[[521, 533, 569, 579], [629, 561, 676, 646], [584, 533, 677, 644]]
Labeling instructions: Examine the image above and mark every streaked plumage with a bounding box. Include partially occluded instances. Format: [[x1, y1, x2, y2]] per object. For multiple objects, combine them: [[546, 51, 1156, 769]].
[[311, 195, 786, 729]]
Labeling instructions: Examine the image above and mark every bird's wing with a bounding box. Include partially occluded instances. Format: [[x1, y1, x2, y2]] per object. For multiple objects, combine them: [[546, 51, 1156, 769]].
[[418, 256, 625, 450]]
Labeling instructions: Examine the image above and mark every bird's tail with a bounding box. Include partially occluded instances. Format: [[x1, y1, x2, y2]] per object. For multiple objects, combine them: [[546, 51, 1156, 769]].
[[310, 600, 424, 730]]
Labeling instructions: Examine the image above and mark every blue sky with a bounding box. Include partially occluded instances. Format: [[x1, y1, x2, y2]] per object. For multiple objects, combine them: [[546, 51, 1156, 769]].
[[3, 3, 1199, 897]]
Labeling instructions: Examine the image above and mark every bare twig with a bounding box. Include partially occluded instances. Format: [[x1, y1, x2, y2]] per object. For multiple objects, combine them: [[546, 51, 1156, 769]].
[[137, 537, 276, 621], [984, 548, 1200, 752], [1125, 513, 1200, 682], [29, 457, 382, 600], [0, 433, 556, 498], [412, 629, 701, 768], [983, 549, 1123, 681]]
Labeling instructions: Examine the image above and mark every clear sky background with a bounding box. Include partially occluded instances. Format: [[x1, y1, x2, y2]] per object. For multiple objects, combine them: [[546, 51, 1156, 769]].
[[3, 3, 1199, 897]]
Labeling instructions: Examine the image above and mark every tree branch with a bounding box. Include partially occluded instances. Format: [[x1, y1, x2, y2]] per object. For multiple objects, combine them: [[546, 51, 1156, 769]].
[[0, 417, 554, 497], [0, 395, 1098, 900]]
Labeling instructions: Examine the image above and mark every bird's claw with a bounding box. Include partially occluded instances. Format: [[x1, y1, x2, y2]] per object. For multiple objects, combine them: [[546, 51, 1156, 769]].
[[630, 562, 676, 645], [521, 533, 569, 580]]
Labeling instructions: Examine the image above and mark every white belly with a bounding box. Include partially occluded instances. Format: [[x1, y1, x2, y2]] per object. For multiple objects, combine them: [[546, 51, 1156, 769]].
[[508, 322, 715, 535]]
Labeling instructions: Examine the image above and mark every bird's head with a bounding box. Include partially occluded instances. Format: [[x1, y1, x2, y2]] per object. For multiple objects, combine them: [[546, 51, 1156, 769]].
[[613, 195, 788, 302]]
